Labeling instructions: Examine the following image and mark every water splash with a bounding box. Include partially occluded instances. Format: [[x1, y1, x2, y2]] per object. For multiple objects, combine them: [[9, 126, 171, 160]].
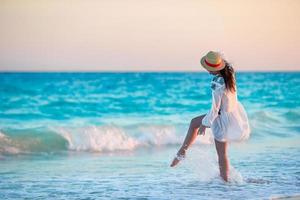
[[180, 145, 244, 184]]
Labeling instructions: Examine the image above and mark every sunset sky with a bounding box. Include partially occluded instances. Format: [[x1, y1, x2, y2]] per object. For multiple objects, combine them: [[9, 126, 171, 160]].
[[0, 0, 299, 71]]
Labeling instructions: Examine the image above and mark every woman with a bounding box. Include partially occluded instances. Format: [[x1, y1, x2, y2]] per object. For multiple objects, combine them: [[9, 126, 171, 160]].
[[170, 51, 251, 182]]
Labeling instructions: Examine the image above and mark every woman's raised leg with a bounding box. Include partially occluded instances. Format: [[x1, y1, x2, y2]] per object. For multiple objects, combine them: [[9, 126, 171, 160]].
[[170, 114, 205, 167], [214, 139, 229, 182]]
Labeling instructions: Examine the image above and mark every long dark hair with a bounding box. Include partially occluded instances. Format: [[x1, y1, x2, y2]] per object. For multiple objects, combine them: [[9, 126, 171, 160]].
[[220, 60, 236, 92]]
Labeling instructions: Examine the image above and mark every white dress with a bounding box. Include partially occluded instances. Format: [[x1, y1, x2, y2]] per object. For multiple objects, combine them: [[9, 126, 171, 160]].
[[202, 74, 251, 142]]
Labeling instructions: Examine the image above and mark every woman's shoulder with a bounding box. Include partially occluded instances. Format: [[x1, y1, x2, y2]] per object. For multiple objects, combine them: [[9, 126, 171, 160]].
[[211, 75, 225, 90], [212, 75, 224, 84]]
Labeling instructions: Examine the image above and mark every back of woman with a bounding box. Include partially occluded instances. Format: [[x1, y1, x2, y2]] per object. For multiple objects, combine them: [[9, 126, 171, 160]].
[[210, 63, 251, 142]]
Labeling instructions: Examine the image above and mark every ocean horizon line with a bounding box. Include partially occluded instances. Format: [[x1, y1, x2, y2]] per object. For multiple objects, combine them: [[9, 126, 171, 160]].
[[0, 69, 299, 73]]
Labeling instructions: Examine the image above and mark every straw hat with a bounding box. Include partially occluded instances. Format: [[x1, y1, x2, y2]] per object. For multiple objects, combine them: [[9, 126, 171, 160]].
[[200, 51, 225, 71]]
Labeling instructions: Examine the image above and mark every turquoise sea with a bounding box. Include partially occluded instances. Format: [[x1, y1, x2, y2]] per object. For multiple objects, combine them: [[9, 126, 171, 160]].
[[0, 72, 299, 199]]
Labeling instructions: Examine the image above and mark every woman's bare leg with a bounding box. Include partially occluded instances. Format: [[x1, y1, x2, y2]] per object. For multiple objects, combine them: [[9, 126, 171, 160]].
[[180, 115, 205, 149], [214, 139, 229, 182], [170, 115, 205, 167]]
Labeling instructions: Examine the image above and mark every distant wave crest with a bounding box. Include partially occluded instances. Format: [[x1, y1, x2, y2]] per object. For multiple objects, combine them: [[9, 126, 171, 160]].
[[0, 124, 214, 155]]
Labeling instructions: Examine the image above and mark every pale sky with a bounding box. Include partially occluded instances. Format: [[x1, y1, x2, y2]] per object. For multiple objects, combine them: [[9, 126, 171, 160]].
[[0, 0, 299, 71]]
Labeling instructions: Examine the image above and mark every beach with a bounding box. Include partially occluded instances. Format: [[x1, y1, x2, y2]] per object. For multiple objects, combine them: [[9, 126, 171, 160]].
[[0, 72, 299, 199]]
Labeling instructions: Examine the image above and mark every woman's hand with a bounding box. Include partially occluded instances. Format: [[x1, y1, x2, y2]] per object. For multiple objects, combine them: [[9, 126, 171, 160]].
[[197, 125, 207, 136]]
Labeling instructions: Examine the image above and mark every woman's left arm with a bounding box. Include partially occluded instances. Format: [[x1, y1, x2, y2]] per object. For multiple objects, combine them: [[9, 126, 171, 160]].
[[201, 85, 225, 128]]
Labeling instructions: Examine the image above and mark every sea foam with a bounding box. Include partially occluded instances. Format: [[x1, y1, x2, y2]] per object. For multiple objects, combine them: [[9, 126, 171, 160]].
[[0, 124, 214, 154]]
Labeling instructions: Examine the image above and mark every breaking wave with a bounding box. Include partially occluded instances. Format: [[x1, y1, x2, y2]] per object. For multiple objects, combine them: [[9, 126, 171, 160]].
[[0, 124, 214, 155]]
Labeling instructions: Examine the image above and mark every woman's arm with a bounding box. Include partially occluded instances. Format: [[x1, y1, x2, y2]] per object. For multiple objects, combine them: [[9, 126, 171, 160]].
[[202, 85, 224, 127]]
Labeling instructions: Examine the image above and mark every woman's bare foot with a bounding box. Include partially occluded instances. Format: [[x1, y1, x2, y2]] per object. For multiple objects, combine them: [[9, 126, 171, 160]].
[[170, 147, 186, 167]]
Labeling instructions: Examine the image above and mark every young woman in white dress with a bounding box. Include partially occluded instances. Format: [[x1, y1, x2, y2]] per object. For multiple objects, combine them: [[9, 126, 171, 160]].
[[170, 51, 251, 182]]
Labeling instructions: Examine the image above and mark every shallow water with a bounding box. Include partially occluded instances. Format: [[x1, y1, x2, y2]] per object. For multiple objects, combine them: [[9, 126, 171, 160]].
[[0, 72, 299, 199]]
